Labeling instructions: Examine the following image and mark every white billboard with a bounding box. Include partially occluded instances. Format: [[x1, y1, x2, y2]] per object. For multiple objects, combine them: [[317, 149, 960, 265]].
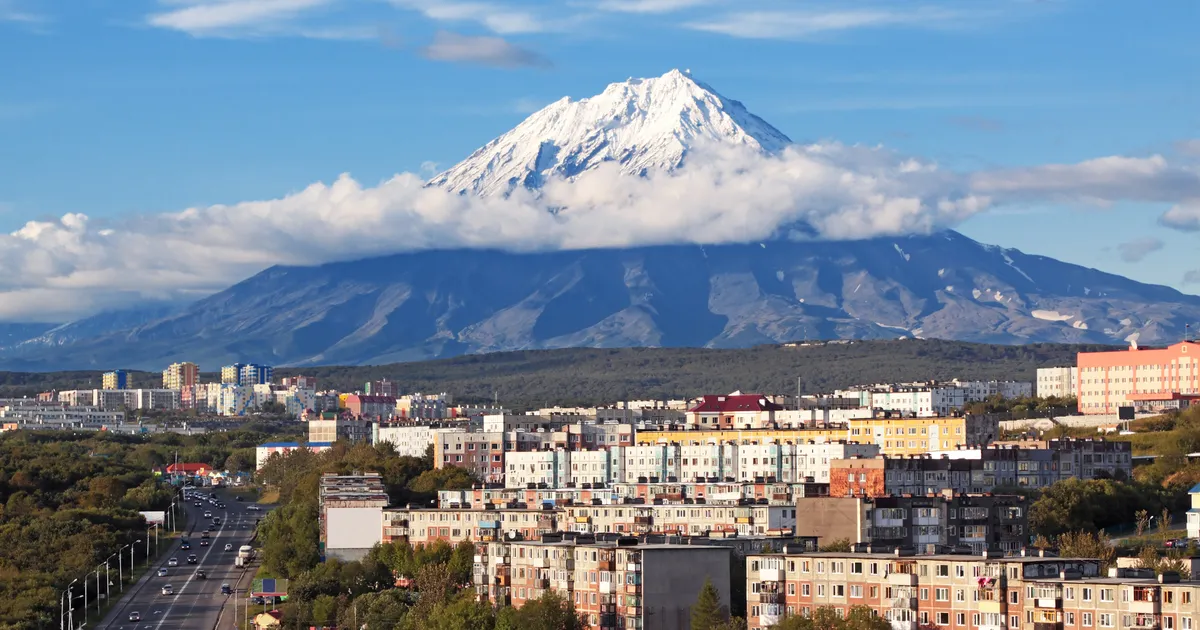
[[140, 511, 166, 525], [325, 507, 383, 550]]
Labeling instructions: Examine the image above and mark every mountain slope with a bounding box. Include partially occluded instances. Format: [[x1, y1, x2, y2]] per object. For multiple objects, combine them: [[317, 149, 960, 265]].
[[429, 69, 791, 196], [2, 231, 1196, 370]]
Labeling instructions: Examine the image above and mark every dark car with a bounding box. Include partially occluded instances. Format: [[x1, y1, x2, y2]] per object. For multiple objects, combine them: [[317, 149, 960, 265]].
[[221, 584, 233, 595], [236, 496, 243, 502], [196, 570, 207, 580], [187, 554, 198, 564], [128, 612, 142, 622], [180, 542, 191, 550], [199, 539, 210, 546]]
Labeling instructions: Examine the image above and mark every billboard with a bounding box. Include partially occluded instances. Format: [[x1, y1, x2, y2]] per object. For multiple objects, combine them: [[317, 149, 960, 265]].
[[1118, 406, 1135, 421], [251, 578, 289, 597], [326, 507, 384, 550], [140, 511, 166, 525]]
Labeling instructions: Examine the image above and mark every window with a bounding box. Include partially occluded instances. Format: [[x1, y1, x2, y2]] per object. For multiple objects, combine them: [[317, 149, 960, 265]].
[[850, 585, 863, 598], [833, 585, 845, 598], [1068, 613, 1075, 625], [921, 588, 929, 600], [1099, 614, 1113, 628], [937, 565, 950, 577], [1011, 616, 1019, 629], [936, 588, 949, 602], [956, 590, 965, 602], [803, 584, 810, 596], [1101, 589, 1114, 603], [937, 613, 950, 626], [1083, 588, 1093, 602], [1183, 618, 1192, 630], [1066, 587, 1075, 601], [1167, 618, 1175, 630], [958, 613, 966, 626], [1083, 613, 1093, 627]]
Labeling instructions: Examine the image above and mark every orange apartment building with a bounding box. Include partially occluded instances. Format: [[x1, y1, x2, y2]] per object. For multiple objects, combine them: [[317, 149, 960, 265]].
[[744, 549, 1106, 630], [1077, 342, 1200, 414]]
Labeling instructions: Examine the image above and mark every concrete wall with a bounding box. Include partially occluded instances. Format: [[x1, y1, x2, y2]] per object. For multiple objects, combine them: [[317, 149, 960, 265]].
[[795, 497, 868, 544], [642, 547, 732, 630]]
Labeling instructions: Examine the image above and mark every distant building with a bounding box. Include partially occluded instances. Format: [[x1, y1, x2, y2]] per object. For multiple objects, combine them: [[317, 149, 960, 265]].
[[280, 375, 317, 389], [1077, 341, 1200, 414], [221, 363, 273, 386], [1036, 366, 1078, 398], [162, 362, 199, 390], [1189, 483, 1200, 540], [221, 363, 243, 384], [687, 393, 785, 429], [344, 394, 396, 420], [364, 380, 399, 397], [308, 416, 372, 444], [373, 424, 465, 459], [57, 388, 180, 411], [102, 370, 128, 390], [255, 441, 334, 470]]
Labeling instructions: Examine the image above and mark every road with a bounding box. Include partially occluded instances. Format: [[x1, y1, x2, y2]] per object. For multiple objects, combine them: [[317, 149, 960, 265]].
[[98, 488, 267, 630]]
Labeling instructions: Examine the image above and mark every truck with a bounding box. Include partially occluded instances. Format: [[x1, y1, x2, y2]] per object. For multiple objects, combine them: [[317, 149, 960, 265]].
[[238, 545, 254, 561]]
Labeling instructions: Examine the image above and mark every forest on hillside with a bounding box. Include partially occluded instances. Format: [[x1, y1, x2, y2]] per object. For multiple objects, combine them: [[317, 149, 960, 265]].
[[0, 340, 1114, 409]]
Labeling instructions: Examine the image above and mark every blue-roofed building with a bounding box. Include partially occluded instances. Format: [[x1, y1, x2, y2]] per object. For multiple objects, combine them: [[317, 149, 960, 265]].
[[255, 441, 334, 471], [1188, 483, 1200, 540]]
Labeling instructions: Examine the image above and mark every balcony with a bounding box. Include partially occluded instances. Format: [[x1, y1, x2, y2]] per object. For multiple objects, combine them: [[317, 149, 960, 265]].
[[626, 563, 641, 572], [598, 560, 615, 571], [600, 581, 614, 594], [888, 573, 918, 586], [626, 583, 641, 594], [978, 600, 1003, 614], [536, 577, 550, 588], [760, 568, 784, 582], [1033, 624, 1062, 630], [1130, 600, 1162, 615], [759, 592, 784, 604], [1035, 598, 1062, 609], [1129, 617, 1161, 630], [891, 597, 917, 609], [889, 621, 917, 630], [531, 557, 548, 568]]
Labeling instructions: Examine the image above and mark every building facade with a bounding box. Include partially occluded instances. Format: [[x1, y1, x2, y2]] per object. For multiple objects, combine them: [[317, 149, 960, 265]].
[[102, 370, 128, 390], [1077, 342, 1200, 414], [162, 362, 200, 390], [1036, 367, 1079, 399]]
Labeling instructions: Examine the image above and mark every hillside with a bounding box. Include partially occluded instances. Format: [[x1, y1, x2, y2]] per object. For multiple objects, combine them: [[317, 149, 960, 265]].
[[275, 339, 1105, 408], [0, 340, 1106, 407]]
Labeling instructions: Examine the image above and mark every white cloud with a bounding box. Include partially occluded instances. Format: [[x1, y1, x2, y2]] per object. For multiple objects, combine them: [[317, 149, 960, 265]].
[[1160, 200, 1200, 232], [147, 0, 347, 37], [0, 0, 44, 24], [421, 30, 550, 67], [390, 0, 555, 34], [1116, 237, 1164, 263], [2, 141, 1199, 323], [594, 0, 715, 14], [685, 7, 974, 39]]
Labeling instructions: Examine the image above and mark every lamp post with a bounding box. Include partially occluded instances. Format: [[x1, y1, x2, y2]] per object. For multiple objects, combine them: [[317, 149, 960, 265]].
[[65, 578, 77, 630], [132, 540, 140, 577], [104, 553, 116, 606], [60, 578, 77, 630], [118, 544, 130, 592]]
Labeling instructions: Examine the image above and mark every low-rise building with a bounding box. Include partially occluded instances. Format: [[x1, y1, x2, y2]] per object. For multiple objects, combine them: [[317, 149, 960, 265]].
[[255, 441, 334, 470], [344, 394, 396, 420]]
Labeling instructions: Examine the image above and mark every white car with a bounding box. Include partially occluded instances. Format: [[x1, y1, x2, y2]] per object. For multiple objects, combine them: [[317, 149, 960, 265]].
[[161, 585, 174, 596], [167, 558, 178, 567], [224, 544, 233, 551], [247, 505, 261, 511], [157, 568, 168, 577]]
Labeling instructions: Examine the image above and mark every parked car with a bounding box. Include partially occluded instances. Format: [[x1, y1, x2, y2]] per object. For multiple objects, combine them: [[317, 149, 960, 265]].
[[236, 496, 243, 501], [161, 585, 174, 596], [128, 612, 142, 622], [167, 557, 178, 567]]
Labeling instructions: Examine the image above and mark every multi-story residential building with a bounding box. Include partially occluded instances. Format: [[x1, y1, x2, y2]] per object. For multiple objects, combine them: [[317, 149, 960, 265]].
[[319, 472, 389, 561], [435, 431, 505, 483], [436, 481, 823, 515], [374, 423, 466, 459], [506, 449, 572, 488], [638, 415, 999, 456], [102, 370, 129, 390], [308, 416, 372, 444], [221, 363, 273, 386], [1036, 367, 1079, 399], [1077, 342, 1200, 414], [838, 386, 968, 418], [162, 362, 200, 390], [688, 394, 786, 429], [564, 502, 798, 537], [396, 393, 453, 420], [473, 536, 732, 630], [57, 388, 181, 411], [484, 414, 576, 433], [569, 450, 616, 487], [383, 506, 559, 545], [984, 438, 1133, 481], [201, 383, 254, 416], [344, 394, 396, 420], [743, 550, 1103, 630], [364, 379, 399, 397], [1189, 483, 1200, 540], [950, 380, 1033, 402], [280, 375, 318, 389]]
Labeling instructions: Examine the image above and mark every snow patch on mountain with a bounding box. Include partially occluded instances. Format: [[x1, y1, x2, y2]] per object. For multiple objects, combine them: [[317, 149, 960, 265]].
[[429, 69, 792, 196], [1032, 310, 1074, 322]]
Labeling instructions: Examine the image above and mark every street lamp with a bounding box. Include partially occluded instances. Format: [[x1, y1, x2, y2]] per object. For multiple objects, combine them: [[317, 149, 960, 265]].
[[60, 578, 77, 630], [62, 578, 77, 630], [132, 540, 141, 576], [104, 553, 117, 605], [118, 544, 131, 592], [147, 523, 159, 557]]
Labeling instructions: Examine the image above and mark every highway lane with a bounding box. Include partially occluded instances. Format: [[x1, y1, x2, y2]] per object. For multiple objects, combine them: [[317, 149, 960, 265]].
[[99, 488, 266, 630]]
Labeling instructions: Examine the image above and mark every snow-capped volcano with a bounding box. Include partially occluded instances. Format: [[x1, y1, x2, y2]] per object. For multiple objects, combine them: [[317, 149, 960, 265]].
[[429, 69, 792, 196]]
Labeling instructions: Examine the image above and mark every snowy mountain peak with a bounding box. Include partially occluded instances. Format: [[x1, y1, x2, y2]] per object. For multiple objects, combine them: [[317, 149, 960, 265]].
[[429, 69, 793, 196]]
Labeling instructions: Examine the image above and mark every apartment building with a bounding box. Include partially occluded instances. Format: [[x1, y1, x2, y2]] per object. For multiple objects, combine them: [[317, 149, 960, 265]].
[[374, 423, 466, 458], [308, 416, 372, 444], [221, 363, 273, 386], [976, 439, 1133, 481], [102, 370, 128, 390], [743, 550, 1102, 630], [1036, 368, 1079, 399], [435, 431, 505, 484], [364, 379, 399, 397], [1077, 342, 1200, 414], [255, 441, 334, 470], [638, 415, 999, 456], [344, 394, 396, 420], [688, 394, 786, 429], [507, 450, 572, 488], [829, 447, 1084, 499], [280, 375, 318, 389], [838, 386, 967, 418], [382, 506, 558, 545], [162, 362, 200, 390], [57, 388, 181, 411], [436, 480, 826, 514], [793, 493, 1028, 553], [473, 536, 732, 630], [319, 472, 389, 561], [396, 393, 453, 420], [564, 502, 798, 537]]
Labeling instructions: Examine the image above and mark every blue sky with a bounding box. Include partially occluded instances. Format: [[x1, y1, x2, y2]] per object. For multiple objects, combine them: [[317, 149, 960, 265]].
[[0, 0, 1198, 322]]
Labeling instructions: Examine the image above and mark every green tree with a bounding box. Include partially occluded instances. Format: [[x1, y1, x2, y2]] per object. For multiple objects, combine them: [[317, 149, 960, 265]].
[[692, 577, 727, 630], [449, 540, 476, 586], [1056, 530, 1116, 571], [1135, 510, 1151, 537], [501, 591, 585, 630], [820, 538, 852, 552]]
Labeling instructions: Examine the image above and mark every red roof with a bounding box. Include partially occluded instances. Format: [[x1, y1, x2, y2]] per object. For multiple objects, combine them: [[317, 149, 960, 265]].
[[166, 463, 209, 474], [688, 394, 784, 413]]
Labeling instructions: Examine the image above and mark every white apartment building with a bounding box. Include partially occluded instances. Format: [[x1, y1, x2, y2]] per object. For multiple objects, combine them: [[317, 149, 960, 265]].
[[951, 379, 1033, 401], [568, 450, 614, 486], [374, 424, 466, 458], [1037, 366, 1079, 398], [620, 444, 677, 483], [202, 383, 254, 416], [506, 450, 571, 488], [57, 389, 180, 411], [680, 443, 732, 481]]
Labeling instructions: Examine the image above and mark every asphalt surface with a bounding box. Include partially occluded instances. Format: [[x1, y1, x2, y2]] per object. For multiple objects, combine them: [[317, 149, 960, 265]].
[[97, 489, 268, 630]]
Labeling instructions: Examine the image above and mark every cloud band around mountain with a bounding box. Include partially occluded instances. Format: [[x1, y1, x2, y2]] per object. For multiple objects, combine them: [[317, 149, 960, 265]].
[[1, 141, 1198, 322]]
